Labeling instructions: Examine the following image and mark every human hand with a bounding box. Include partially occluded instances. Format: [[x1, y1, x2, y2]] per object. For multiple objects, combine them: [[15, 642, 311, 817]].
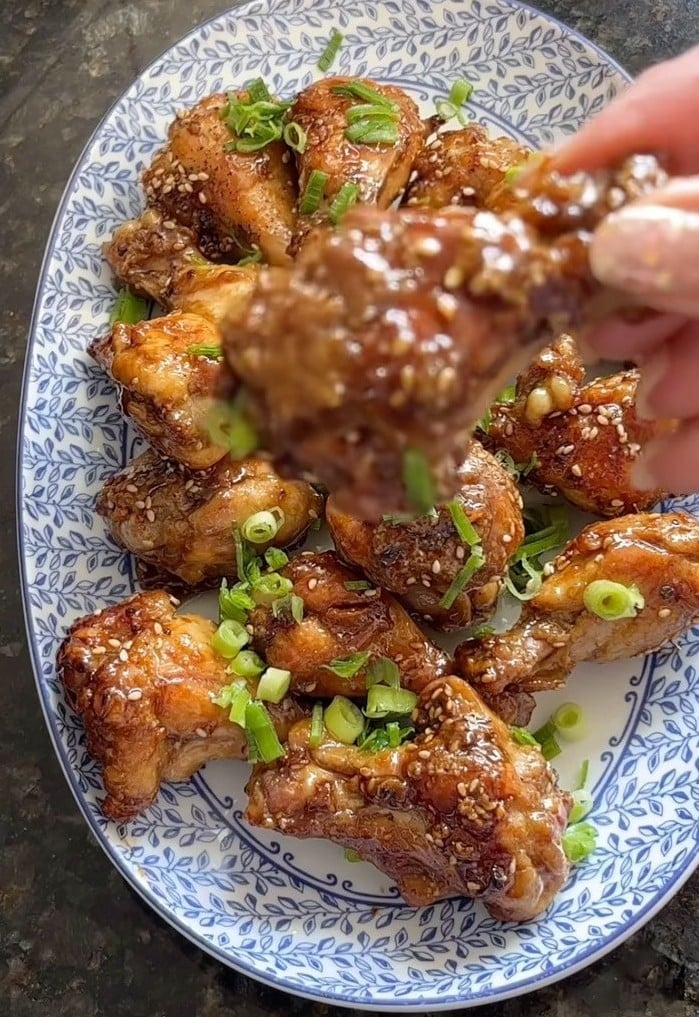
[[552, 44, 699, 495]]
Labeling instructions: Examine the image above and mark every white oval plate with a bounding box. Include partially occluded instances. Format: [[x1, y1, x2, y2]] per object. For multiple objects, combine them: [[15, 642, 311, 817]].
[[18, 0, 699, 1010]]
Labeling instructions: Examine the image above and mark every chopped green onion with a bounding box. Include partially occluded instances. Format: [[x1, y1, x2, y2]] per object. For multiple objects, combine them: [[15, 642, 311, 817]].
[[232, 523, 248, 583], [533, 718, 557, 744], [309, 702, 325, 747], [553, 701, 587, 742], [510, 726, 539, 747], [283, 121, 307, 153], [273, 593, 305, 623], [365, 657, 400, 689], [227, 650, 266, 679], [439, 549, 486, 610], [318, 29, 344, 71], [206, 395, 258, 459], [322, 650, 371, 678], [324, 695, 365, 744], [365, 685, 418, 719], [213, 680, 251, 727], [212, 618, 250, 659], [497, 383, 516, 403], [539, 737, 562, 761], [230, 120, 283, 153], [344, 848, 361, 863], [562, 821, 597, 863], [264, 547, 289, 571], [246, 77, 271, 103], [505, 555, 543, 602], [569, 788, 593, 825], [237, 249, 263, 266], [514, 507, 569, 562], [187, 343, 223, 360], [344, 580, 371, 591], [345, 102, 395, 124], [110, 288, 149, 325], [244, 700, 285, 763], [328, 181, 360, 225], [241, 508, 284, 544], [219, 579, 255, 623], [402, 447, 436, 515], [470, 624, 495, 639], [577, 758, 590, 790], [532, 718, 561, 760], [359, 722, 414, 752], [251, 572, 294, 605], [346, 119, 399, 145], [446, 499, 480, 547], [256, 666, 292, 704], [299, 169, 329, 215], [449, 77, 474, 107], [583, 580, 645, 621], [331, 81, 397, 109], [221, 90, 291, 154], [291, 594, 304, 624]]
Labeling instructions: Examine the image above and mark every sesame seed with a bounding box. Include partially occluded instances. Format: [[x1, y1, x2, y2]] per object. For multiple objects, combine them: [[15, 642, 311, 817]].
[[504, 421, 514, 436], [198, 191, 208, 204], [422, 578, 431, 588], [436, 293, 458, 321], [577, 404, 592, 414], [126, 484, 138, 494], [153, 622, 163, 635], [107, 638, 121, 649], [146, 509, 156, 523], [127, 689, 142, 701], [144, 496, 152, 509], [432, 559, 441, 574], [443, 265, 464, 289], [135, 500, 145, 510], [596, 415, 609, 426], [406, 577, 417, 586], [308, 578, 318, 590], [555, 444, 574, 456], [610, 498, 624, 508], [196, 727, 208, 738], [502, 533, 512, 544], [588, 426, 599, 439], [93, 646, 106, 655], [414, 236, 441, 256], [456, 546, 465, 560], [418, 749, 431, 760], [658, 607, 671, 618], [119, 649, 129, 662], [571, 464, 582, 477]]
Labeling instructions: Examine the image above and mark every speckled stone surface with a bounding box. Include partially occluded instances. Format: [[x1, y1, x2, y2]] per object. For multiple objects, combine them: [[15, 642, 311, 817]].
[[2, 2, 698, 1015]]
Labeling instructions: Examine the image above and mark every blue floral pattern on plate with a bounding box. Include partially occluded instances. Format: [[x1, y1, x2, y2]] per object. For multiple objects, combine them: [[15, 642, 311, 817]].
[[18, 0, 699, 1010]]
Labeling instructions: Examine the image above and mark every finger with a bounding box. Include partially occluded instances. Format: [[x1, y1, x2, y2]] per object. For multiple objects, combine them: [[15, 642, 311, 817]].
[[582, 311, 686, 362], [633, 419, 699, 494], [550, 45, 699, 176], [636, 320, 699, 419]]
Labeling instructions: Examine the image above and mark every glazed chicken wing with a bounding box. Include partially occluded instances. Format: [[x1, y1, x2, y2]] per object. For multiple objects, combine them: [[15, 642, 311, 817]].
[[57, 591, 306, 822], [224, 155, 665, 518], [246, 675, 571, 920], [404, 125, 529, 209], [249, 550, 450, 697], [97, 450, 323, 586], [90, 311, 238, 470], [143, 93, 297, 265], [455, 512, 699, 723], [327, 441, 524, 629], [483, 333, 669, 515]]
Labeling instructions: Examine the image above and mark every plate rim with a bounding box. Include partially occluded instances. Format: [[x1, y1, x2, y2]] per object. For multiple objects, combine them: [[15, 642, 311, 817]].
[[16, 0, 699, 1010]]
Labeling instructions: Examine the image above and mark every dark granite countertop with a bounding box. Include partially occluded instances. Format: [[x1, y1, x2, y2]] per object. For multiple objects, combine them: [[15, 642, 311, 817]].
[[2, 2, 697, 1015]]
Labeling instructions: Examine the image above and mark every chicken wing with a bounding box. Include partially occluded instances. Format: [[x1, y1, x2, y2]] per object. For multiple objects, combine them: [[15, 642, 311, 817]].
[[246, 675, 571, 920], [97, 450, 323, 586], [143, 93, 297, 265], [57, 591, 306, 822], [455, 511, 699, 722], [249, 550, 450, 696], [483, 333, 670, 515], [326, 441, 524, 629], [104, 209, 260, 326], [404, 125, 529, 209], [223, 154, 665, 519], [90, 311, 238, 470]]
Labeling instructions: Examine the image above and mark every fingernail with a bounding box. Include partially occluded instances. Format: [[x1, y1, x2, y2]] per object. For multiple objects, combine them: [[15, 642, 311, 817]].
[[631, 445, 662, 491], [591, 205, 699, 302], [636, 349, 668, 419]]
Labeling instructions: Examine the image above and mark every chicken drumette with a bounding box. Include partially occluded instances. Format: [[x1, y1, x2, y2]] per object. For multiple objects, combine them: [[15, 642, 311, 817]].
[[224, 154, 665, 518], [455, 512, 699, 723], [482, 333, 670, 515], [97, 450, 322, 586], [246, 675, 571, 920], [327, 441, 524, 629], [57, 591, 306, 822], [249, 550, 451, 697]]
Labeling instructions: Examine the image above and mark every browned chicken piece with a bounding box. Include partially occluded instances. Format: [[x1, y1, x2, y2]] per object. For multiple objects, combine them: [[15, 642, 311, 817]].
[[326, 441, 524, 629], [455, 512, 699, 724], [246, 674, 571, 920], [90, 311, 238, 470], [289, 77, 423, 247], [104, 209, 260, 325], [57, 591, 306, 822], [483, 333, 669, 515], [224, 154, 665, 519], [143, 93, 297, 265], [97, 450, 323, 587], [249, 550, 450, 697], [404, 125, 529, 210]]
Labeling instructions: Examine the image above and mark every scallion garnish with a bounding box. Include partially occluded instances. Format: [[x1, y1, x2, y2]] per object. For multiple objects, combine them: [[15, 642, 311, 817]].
[[562, 820, 597, 863], [583, 580, 645, 621], [237, 249, 263, 267], [272, 592, 305, 623], [504, 555, 543, 602], [552, 701, 587, 742], [187, 343, 224, 360], [328, 181, 360, 225], [299, 169, 329, 215], [359, 722, 414, 752], [264, 547, 289, 571], [569, 788, 593, 825], [212, 618, 250, 659], [221, 87, 291, 154], [283, 121, 308, 153], [251, 572, 294, 606], [213, 680, 251, 727], [322, 650, 371, 678], [245, 700, 286, 763], [531, 718, 561, 761], [446, 499, 480, 547], [435, 77, 474, 125], [344, 579, 371, 591], [470, 624, 495, 639], [324, 695, 365, 744], [365, 657, 400, 689], [227, 650, 266, 679], [256, 666, 292, 704], [402, 447, 436, 515], [242, 508, 284, 544], [344, 848, 361, 863], [331, 81, 397, 109], [345, 118, 399, 145], [219, 578, 255, 623], [510, 726, 539, 747], [309, 702, 325, 747], [317, 29, 344, 72], [365, 685, 418, 719], [206, 393, 259, 459], [110, 288, 149, 326], [578, 758, 590, 790], [246, 77, 271, 103], [232, 523, 248, 583], [439, 549, 486, 610]]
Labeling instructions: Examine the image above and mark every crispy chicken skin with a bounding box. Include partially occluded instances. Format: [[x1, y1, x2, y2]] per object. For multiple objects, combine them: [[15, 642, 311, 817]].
[[143, 93, 297, 265], [57, 591, 306, 822], [224, 155, 665, 518], [404, 125, 529, 209], [97, 450, 323, 586], [90, 311, 237, 470], [246, 675, 571, 920], [484, 334, 669, 515], [104, 209, 260, 325], [327, 442, 525, 629], [455, 512, 699, 722], [249, 550, 451, 697]]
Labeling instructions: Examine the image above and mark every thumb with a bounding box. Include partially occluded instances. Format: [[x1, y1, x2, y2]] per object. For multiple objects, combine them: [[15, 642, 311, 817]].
[[590, 177, 699, 318]]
